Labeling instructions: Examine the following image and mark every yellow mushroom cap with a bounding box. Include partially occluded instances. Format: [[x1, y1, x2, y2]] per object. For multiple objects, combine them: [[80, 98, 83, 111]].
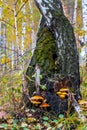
[[30, 100, 41, 105], [62, 92, 68, 96], [59, 88, 69, 92], [40, 103, 50, 108], [30, 95, 44, 101], [56, 91, 62, 95]]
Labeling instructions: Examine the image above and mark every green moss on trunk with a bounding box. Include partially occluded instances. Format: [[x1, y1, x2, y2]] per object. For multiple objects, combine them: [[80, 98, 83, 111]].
[[26, 0, 81, 100]]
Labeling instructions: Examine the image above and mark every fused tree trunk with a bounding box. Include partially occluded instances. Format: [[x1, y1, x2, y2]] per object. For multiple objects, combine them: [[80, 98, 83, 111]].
[[26, 0, 81, 115]]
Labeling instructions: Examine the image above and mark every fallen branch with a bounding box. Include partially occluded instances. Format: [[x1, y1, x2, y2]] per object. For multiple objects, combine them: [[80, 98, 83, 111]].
[[70, 93, 86, 122]]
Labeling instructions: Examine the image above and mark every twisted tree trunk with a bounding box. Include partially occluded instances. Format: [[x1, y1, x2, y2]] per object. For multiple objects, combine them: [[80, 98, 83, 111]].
[[26, 0, 81, 114]]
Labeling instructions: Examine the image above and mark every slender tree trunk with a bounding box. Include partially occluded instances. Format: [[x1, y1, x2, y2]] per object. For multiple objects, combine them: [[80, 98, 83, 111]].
[[73, 0, 78, 25], [3, 24, 7, 71], [13, 2, 20, 69], [21, 3, 28, 94], [28, 0, 36, 53], [0, 7, 2, 71], [82, 0, 87, 42]]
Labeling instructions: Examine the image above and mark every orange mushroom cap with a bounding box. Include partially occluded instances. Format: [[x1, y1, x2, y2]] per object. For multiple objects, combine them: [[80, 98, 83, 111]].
[[57, 91, 68, 96], [59, 94, 66, 99], [40, 103, 50, 108], [30, 100, 41, 105], [30, 95, 44, 101]]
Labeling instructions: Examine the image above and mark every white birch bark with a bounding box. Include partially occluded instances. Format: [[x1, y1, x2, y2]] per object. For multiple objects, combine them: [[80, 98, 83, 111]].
[[28, 0, 36, 53], [3, 24, 7, 71], [82, 0, 87, 42], [11, 36, 15, 70], [79, 0, 87, 66], [0, 7, 2, 71], [0, 7, 2, 40], [73, 0, 77, 25], [21, 5, 26, 56], [13, 2, 21, 68], [21, 3, 26, 87]]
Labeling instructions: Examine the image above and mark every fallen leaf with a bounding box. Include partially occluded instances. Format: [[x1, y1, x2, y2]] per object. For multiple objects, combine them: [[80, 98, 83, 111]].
[[0, 111, 8, 119], [78, 100, 87, 105], [7, 119, 13, 124], [21, 122, 28, 127], [27, 117, 37, 123]]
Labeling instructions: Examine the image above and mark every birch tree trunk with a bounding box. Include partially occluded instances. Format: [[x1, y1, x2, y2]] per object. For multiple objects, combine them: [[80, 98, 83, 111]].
[[82, 0, 87, 42], [79, 0, 87, 66], [13, 2, 20, 69], [0, 7, 2, 71], [73, 0, 78, 25], [28, 0, 36, 54], [26, 0, 81, 114], [3, 24, 7, 71]]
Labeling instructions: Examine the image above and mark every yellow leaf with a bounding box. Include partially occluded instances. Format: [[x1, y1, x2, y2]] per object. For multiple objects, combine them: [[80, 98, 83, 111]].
[[27, 117, 37, 123], [0, 1, 2, 6], [1, 57, 10, 65], [78, 100, 87, 105]]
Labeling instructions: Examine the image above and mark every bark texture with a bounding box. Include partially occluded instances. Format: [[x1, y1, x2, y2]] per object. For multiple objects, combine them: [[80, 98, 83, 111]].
[[26, 0, 81, 114]]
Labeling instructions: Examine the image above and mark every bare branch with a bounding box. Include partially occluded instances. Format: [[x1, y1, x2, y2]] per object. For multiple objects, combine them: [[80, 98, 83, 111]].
[[16, 2, 27, 16], [0, 18, 15, 29], [14, 0, 18, 6], [0, 45, 17, 53]]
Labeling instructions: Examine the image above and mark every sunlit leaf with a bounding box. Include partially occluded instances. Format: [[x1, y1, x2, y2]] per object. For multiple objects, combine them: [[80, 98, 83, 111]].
[[22, 127, 28, 130], [39, 74, 43, 79], [31, 109, 35, 113], [34, 125, 41, 129], [13, 119, 18, 125], [18, 70, 24, 75], [58, 114, 64, 119], [41, 85, 46, 90], [1, 123, 8, 129], [32, 74, 36, 78], [43, 116, 49, 121], [21, 122, 28, 127], [52, 119, 58, 124]]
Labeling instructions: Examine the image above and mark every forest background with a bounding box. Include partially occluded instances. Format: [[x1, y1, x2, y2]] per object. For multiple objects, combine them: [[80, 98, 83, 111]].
[[0, 0, 87, 129]]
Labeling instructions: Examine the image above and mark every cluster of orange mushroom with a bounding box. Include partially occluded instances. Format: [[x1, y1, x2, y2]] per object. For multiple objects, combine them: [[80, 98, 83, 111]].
[[30, 95, 50, 108], [56, 88, 69, 99]]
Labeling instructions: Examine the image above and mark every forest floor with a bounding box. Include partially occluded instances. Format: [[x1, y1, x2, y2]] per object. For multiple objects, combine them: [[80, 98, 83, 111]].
[[0, 67, 87, 130]]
